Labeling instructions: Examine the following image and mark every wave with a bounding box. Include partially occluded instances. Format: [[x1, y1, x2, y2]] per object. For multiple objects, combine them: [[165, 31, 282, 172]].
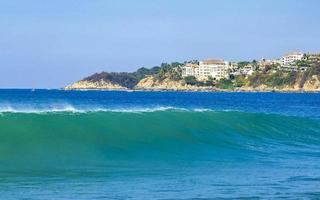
[[0, 105, 80, 113], [0, 105, 208, 114], [0, 110, 319, 171]]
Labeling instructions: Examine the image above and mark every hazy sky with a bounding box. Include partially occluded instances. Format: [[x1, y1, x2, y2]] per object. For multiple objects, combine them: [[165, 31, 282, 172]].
[[0, 0, 319, 88]]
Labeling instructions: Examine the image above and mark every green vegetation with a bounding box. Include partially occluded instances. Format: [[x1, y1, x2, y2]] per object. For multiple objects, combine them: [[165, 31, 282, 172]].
[[205, 76, 215, 86], [221, 63, 320, 89], [133, 66, 160, 80], [155, 62, 183, 81], [237, 61, 250, 68], [299, 63, 320, 87], [247, 71, 298, 87], [295, 60, 312, 69], [81, 56, 320, 90], [183, 76, 213, 87], [234, 75, 247, 87], [183, 76, 198, 85], [84, 72, 139, 89], [216, 79, 234, 89], [83, 62, 184, 89]]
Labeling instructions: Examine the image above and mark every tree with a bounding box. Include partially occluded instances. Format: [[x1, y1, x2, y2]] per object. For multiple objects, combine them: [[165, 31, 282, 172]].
[[234, 75, 246, 87], [204, 76, 215, 86], [184, 76, 198, 85], [216, 78, 234, 89], [238, 61, 250, 68]]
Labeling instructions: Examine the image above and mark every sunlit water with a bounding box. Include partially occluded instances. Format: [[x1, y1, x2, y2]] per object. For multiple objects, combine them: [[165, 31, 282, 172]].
[[0, 90, 319, 199]]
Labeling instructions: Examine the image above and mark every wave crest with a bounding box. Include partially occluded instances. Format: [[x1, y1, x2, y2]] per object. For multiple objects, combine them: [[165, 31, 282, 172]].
[[0, 110, 319, 170], [0, 105, 214, 114]]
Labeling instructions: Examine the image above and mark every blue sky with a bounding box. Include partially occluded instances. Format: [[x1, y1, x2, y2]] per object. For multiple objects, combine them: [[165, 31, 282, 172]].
[[0, 0, 319, 88]]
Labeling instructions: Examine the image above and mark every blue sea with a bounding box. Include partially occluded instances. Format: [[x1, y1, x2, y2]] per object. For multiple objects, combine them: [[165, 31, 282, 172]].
[[0, 89, 320, 199]]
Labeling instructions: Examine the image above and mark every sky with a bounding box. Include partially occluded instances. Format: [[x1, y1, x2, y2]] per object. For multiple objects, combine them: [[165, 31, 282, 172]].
[[0, 0, 320, 88]]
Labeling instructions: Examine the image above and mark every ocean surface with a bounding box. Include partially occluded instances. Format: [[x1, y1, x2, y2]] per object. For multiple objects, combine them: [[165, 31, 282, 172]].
[[0, 89, 320, 199]]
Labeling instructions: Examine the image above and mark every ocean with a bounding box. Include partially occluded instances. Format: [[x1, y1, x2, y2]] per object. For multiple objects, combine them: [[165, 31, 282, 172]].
[[0, 89, 319, 199]]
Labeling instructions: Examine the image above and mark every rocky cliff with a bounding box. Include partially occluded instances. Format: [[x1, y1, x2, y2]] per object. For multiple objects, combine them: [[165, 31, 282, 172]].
[[65, 75, 320, 92], [135, 76, 212, 91], [65, 62, 320, 92], [135, 73, 320, 92], [65, 80, 127, 90]]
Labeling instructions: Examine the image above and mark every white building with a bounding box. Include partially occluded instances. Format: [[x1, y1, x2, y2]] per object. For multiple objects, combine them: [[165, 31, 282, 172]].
[[182, 59, 229, 80], [306, 53, 320, 63], [240, 64, 255, 76], [259, 59, 281, 67], [281, 52, 304, 66], [181, 63, 200, 77]]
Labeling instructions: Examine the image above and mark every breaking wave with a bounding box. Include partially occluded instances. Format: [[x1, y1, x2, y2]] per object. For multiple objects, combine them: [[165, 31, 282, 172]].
[[0, 110, 319, 171], [0, 105, 209, 114]]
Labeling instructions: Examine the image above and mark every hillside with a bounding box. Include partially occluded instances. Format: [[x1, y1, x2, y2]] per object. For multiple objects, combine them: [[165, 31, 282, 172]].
[[65, 60, 320, 92], [222, 64, 320, 92], [65, 62, 183, 90]]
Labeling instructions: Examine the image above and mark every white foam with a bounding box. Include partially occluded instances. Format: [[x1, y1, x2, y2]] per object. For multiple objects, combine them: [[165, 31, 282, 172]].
[[0, 104, 216, 114], [0, 104, 84, 114], [193, 108, 214, 112]]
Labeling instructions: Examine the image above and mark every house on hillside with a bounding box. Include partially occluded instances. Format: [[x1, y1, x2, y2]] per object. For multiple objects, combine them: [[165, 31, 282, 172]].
[[182, 59, 229, 80], [281, 52, 304, 66], [181, 63, 200, 77]]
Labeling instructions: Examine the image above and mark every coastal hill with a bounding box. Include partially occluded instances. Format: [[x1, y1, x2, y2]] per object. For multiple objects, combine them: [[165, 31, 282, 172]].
[[65, 53, 320, 92]]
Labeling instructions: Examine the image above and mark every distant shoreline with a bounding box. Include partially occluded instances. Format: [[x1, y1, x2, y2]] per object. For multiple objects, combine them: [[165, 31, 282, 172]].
[[62, 88, 320, 93], [64, 53, 320, 92], [1, 88, 319, 93]]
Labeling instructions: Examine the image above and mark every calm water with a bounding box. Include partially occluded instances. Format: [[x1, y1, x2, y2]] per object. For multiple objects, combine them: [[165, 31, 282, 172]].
[[0, 89, 319, 199]]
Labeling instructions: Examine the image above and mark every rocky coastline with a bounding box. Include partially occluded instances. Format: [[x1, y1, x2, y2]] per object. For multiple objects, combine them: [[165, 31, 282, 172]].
[[65, 74, 320, 92], [65, 54, 320, 92]]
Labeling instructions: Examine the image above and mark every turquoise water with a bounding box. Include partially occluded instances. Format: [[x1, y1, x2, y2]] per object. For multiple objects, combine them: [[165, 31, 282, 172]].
[[0, 90, 320, 199]]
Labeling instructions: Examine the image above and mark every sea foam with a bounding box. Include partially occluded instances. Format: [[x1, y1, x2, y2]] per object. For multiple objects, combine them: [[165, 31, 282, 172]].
[[0, 104, 210, 114]]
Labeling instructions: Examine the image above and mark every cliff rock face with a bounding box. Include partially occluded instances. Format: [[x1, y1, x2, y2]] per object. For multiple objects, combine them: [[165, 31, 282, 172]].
[[65, 71, 320, 92], [136, 75, 320, 92], [135, 76, 211, 91], [65, 75, 320, 92], [303, 75, 320, 91], [238, 75, 320, 92], [65, 80, 127, 90]]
